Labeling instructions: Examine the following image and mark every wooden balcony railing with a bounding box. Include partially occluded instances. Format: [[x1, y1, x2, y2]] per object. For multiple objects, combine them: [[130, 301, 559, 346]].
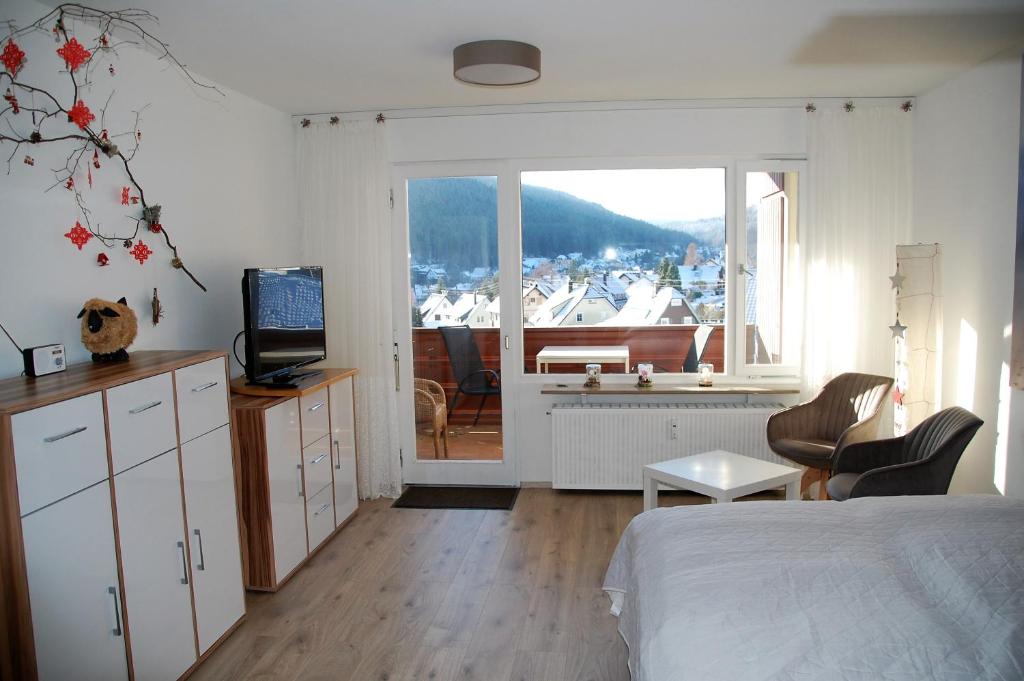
[[412, 325, 725, 423]]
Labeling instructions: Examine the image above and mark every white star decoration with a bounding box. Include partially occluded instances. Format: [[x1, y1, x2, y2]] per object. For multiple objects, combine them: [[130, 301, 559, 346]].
[[889, 319, 908, 339], [889, 270, 906, 290]]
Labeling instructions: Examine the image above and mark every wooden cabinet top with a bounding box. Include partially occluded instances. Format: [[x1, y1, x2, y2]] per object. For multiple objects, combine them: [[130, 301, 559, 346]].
[[0, 350, 227, 415], [229, 368, 358, 399]]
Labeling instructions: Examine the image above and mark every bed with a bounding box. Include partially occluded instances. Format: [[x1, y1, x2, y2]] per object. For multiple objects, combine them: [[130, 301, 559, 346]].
[[603, 495, 1024, 681]]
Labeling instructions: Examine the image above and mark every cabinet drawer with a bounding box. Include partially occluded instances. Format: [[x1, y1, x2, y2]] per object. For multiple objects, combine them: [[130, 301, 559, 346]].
[[303, 438, 333, 499], [299, 388, 329, 448], [175, 357, 229, 444], [305, 484, 334, 552], [12, 392, 108, 516], [106, 372, 178, 473]]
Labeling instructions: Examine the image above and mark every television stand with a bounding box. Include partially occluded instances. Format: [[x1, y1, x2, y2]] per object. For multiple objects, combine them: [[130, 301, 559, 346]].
[[246, 369, 324, 390]]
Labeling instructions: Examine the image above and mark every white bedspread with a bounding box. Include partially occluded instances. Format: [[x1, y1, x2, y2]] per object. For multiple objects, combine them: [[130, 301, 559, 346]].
[[603, 495, 1024, 681]]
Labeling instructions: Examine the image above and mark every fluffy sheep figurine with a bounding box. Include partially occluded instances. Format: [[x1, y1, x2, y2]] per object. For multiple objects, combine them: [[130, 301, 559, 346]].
[[78, 297, 138, 363]]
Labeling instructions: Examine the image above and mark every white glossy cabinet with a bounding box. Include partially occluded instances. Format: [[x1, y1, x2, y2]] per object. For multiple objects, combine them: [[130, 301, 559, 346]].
[[180, 425, 246, 653], [2, 352, 245, 681], [299, 387, 330, 447], [305, 484, 335, 551], [11, 392, 108, 516], [265, 398, 308, 580], [175, 358, 230, 444], [113, 450, 197, 681], [21, 481, 129, 681], [105, 372, 178, 474], [329, 378, 359, 526], [231, 370, 359, 591]]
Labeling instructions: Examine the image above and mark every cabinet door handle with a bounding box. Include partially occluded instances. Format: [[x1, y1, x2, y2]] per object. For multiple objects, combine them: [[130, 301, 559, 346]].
[[191, 381, 218, 393], [314, 502, 331, 516], [307, 401, 325, 412], [108, 586, 123, 637], [129, 400, 162, 415], [310, 453, 328, 465], [334, 440, 341, 470], [193, 528, 206, 571], [43, 425, 87, 443], [176, 541, 189, 585], [297, 464, 304, 497]]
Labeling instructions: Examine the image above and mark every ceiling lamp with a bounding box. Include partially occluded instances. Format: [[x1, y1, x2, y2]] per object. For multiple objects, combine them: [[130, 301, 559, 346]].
[[453, 40, 541, 86]]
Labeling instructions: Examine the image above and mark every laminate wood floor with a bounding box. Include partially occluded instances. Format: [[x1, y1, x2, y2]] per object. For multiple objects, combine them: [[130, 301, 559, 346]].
[[192, 487, 783, 681]]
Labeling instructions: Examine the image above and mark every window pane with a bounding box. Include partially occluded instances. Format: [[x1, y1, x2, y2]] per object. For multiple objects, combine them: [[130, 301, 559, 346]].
[[520, 169, 726, 375], [407, 176, 502, 461], [745, 171, 798, 366]]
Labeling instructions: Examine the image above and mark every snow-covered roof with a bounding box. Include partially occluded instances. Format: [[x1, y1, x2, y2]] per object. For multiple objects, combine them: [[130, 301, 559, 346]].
[[676, 264, 723, 286], [419, 292, 449, 317]]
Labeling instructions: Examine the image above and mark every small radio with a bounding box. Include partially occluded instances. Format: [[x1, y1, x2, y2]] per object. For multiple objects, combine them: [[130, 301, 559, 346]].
[[23, 344, 66, 377]]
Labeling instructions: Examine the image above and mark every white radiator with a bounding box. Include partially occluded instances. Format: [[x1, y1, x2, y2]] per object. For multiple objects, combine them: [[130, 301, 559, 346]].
[[551, 402, 788, 489]]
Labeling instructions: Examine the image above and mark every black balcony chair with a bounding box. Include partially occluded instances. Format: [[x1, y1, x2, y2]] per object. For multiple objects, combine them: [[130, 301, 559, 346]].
[[826, 406, 983, 501], [439, 326, 501, 426]]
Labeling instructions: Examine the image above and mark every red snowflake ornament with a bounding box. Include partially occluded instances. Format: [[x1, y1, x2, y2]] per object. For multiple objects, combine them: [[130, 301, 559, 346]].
[[1, 40, 25, 76], [130, 240, 153, 265], [64, 221, 93, 250], [57, 37, 91, 72], [148, 222, 163, 233], [121, 186, 130, 205], [96, 252, 109, 267], [67, 100, 95, 130]]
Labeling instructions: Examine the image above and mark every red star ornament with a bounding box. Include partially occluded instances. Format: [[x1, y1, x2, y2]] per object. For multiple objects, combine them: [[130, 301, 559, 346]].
[[1, 40, 25, 76], [64, 221, 92, 250], [130, 240, 153, 265], [56, 37, 91, 71], [67, 100, 94, 129], [893, 387, 905, 406]]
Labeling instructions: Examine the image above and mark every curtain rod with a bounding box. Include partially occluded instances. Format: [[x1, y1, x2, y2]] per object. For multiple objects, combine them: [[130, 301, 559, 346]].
[[294, 96, 917, 122]]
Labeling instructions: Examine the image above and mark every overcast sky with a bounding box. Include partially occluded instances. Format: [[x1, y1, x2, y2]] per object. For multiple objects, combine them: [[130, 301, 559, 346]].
[[521, 168, 726, 224]]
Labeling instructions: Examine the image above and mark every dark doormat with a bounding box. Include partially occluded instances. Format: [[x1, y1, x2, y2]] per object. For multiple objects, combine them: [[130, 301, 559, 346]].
[[392, 485, 519, 510]]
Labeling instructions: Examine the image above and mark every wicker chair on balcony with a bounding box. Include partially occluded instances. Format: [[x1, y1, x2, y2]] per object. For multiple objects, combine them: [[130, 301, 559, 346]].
[[767, 372, 893, 500], [414, 378, 449, 459]]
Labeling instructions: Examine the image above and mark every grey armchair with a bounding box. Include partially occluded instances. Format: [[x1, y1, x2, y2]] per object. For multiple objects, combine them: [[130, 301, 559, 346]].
[[767, 373, 893, 500], [826, 406, 983, 501]]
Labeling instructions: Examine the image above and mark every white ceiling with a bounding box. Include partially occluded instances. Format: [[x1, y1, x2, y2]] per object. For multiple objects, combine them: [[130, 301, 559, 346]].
[[50, 0, 1024, 114]]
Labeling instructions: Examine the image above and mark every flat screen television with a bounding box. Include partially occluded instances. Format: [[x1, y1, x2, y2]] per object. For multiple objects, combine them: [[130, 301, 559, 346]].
[[241, 266, 326, 387]]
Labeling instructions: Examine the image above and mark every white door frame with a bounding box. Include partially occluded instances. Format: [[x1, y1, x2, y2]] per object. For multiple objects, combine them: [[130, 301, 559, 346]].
[[391, 160, 520, 486]]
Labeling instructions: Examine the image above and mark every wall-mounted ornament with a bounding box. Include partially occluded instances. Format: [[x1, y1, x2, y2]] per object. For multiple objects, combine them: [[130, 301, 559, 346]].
[[64, 220, 92, 250], [889, 268, 906, 290], [151, 288, 163, 325], [1, 4, 220, 291]]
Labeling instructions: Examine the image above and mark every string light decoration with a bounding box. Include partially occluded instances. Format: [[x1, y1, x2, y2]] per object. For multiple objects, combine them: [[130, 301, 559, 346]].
[[0, 4, 224, 291]]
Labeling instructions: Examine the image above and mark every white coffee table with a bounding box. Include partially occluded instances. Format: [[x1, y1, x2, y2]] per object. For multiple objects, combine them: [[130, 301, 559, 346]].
[[643, 450, 802, 510]]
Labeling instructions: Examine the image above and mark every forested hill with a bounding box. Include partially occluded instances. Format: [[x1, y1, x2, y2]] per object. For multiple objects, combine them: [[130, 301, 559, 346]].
[[407, 177, 700, 277]]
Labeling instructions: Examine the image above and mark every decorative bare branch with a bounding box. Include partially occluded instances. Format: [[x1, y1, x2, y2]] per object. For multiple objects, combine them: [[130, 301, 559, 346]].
[[1, 3, 222, 291]]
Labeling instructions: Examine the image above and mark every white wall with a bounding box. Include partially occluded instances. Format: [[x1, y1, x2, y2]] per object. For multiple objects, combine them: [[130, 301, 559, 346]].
[[0, 1, 297, 379], [912, 53, 1023, 495], [387, 105, 806, 483]]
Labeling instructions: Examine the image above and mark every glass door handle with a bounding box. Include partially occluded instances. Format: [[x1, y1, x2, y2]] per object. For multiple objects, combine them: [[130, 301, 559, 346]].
[[505, 335, 510, 350]]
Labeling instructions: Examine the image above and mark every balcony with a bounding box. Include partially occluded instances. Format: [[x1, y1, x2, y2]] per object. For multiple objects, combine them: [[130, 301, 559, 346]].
[[413, 324, 726, 419]]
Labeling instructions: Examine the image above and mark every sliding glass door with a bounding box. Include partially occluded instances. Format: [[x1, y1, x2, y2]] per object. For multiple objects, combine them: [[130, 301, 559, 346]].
[[392, 163, 518, 486]]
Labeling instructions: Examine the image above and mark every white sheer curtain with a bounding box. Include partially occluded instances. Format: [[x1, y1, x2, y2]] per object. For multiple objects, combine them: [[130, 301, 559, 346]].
[[802, 106, 912, 396], [297, 120, 401, 499]]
